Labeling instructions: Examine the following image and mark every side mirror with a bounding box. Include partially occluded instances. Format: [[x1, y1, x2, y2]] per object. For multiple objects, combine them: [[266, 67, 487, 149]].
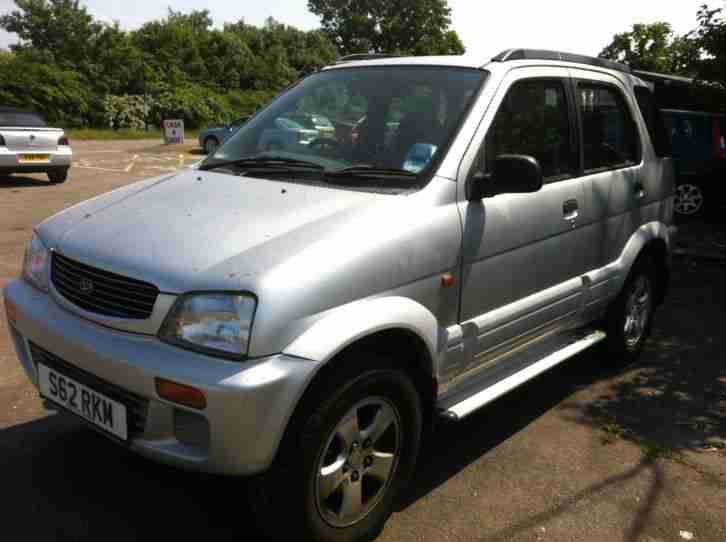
[[467, 154, 544, 200]]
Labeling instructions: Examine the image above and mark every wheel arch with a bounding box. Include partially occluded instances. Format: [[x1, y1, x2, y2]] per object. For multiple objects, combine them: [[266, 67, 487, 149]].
[[282, 296, 443, 426], [611, 221, 673, 305]]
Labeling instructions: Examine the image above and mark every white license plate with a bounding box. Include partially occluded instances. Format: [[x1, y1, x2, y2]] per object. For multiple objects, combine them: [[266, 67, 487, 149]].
[[38, 363, 128, 440]]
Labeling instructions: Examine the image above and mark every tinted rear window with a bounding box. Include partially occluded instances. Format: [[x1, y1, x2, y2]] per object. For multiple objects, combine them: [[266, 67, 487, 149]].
[[634, 86, 671, 157], [0, 112, 46, 127]]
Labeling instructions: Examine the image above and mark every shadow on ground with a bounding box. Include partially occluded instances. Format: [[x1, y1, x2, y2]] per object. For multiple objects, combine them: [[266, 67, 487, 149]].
[[0, 175, 50, 188], [0, 348, 623, 540], [564, 260, 726, 457]]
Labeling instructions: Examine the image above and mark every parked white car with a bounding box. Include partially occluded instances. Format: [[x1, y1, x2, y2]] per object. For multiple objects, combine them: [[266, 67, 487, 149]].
[[0, 107, 72, 183]]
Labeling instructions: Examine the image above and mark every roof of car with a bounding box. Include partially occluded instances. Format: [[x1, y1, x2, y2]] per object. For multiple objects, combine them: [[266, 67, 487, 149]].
[[325, 55, 487, 70], [0, 106, 37, 114], [325, 49, 635, 77]]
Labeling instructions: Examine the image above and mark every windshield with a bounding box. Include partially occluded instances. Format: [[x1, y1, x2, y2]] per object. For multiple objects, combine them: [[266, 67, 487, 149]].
[[0, 111, 46, 127], [203, 66, 487, 188]]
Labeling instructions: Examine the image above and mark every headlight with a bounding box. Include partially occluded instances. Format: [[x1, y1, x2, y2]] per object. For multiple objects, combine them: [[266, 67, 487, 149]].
[[159, 293, 256, 359], [22, 232, 50, 292]]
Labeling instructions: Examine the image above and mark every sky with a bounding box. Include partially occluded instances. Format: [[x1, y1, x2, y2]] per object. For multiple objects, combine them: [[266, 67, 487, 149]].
[[0, 0, 722, 59]]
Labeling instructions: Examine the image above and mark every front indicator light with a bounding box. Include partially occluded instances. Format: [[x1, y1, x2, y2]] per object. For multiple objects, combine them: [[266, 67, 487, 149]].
[[155, 378, 206, 410]]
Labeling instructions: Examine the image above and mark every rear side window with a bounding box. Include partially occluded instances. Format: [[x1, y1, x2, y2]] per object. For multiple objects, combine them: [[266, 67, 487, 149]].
[[578, 84, 640, 171], [484, 79, 574, 180], [0, 111, 46, 127], [634, 86, 671, 157]]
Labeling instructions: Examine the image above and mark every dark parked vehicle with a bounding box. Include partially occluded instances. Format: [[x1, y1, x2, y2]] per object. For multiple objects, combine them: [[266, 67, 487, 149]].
[[199, 116, 250, 154], [662, 109, 726, 218]]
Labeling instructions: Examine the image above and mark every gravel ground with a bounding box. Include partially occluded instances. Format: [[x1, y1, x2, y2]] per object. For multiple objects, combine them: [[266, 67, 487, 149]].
[[1, 140, 724, 541]]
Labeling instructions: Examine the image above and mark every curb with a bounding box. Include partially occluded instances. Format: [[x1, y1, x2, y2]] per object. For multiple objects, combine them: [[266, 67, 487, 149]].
[[673, 248, 726, 264]]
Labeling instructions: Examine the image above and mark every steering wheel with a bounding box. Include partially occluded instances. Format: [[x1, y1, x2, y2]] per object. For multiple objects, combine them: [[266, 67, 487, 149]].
[[308, 137, 343, 155]]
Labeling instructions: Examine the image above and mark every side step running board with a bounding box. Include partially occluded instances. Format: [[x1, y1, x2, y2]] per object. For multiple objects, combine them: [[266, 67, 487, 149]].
[[439, 330, 606, 421]]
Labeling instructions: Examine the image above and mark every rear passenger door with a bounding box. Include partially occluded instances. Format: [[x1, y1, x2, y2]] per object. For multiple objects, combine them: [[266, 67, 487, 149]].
[[456, 68, 591, 373], [567, 69, 644, 312]]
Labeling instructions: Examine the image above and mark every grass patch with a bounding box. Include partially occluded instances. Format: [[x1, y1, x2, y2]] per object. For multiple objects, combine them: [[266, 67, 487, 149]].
[[66, 128, 200, 141]]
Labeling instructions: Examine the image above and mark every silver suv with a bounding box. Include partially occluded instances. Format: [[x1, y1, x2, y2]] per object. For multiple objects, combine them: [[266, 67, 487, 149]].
[[4, 50, 675, 542]]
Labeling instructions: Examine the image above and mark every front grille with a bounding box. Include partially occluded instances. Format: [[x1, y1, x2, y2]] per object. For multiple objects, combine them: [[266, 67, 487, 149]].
[[51, 252, 159, 319], [29, 342, 148, 440]]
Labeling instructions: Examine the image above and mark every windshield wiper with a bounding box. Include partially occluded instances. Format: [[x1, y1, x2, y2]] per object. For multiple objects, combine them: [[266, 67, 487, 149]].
[[325, 165, 420, 187], [199, 156, 325, 173], [331, 165, 417, 177]]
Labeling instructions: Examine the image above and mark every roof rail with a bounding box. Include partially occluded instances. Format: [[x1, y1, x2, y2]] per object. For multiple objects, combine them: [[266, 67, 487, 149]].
[[336, 53, 402, 64], [492, 49, 632, 74]]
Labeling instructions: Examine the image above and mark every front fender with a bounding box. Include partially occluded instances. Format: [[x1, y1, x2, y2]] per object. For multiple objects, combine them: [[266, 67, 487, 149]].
[[282, 296, 444, 371]]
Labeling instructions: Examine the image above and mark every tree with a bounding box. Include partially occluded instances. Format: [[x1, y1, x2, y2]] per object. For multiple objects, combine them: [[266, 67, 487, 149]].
[[307, 0, 465, 56], [599, 22, 698, 75], [0, 3, 340, 127], [694, 3, 726, 85], [0, 0, 102, 68]]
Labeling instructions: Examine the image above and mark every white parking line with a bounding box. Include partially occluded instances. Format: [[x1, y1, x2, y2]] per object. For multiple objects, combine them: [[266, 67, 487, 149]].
[[124, 154, 139, 172], [74, 164, 127, 172]]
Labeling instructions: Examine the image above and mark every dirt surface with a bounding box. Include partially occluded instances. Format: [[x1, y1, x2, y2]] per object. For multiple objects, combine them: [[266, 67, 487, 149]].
[[1, 140, 724, 541]]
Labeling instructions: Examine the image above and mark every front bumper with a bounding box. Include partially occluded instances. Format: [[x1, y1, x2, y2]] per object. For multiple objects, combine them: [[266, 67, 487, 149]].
[[0, 146, 72, 171], [4, 278, 318, 475]]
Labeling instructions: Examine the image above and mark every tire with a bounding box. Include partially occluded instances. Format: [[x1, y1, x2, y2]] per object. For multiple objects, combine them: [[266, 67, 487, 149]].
[[674, 182, 705, 218], [600, 255, 657, 366], [204, 137, 219, 155], [47, 168, 68, 183], [249, 355, 422, 542]]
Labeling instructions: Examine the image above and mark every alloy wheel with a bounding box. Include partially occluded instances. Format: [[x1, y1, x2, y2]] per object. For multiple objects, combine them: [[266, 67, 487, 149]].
[[623, 275, 651, 348], [315, 397, 401, 528]]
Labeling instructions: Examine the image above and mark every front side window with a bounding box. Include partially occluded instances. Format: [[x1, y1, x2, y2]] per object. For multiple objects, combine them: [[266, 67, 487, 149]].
[[578, 84, 640, 171], [202, 66, 487, 191], [484, 79, 573, 180]]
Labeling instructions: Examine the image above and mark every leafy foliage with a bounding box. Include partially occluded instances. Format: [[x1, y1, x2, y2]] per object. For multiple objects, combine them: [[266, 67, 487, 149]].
[[307, 0, 465, 56], [0, 0, 469, 129], [0, 2, 338, 128], [102, 95, 148, 130], [694, 3, 726, 86], [599, 22, 699, 75]]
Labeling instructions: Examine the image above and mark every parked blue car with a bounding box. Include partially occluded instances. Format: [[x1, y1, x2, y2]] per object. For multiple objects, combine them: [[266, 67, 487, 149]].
[[662, 109, 726, 217], [199, 116, 250, 154]]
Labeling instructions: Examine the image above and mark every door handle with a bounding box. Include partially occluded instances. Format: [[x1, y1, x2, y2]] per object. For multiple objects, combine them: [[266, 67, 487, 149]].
[[633, 182, 646, 199], [563, 199, 579, 222]]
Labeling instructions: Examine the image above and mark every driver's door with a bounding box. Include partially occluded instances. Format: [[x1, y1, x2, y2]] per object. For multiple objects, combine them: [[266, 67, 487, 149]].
[[456, 68, 590, 373]]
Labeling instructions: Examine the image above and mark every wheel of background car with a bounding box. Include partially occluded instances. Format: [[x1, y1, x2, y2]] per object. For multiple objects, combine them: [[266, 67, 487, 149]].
[[204, 137, 219, 155], [674, 183, 704, 216], [309, 137, 342, 155], [248, 355, 422, 542], [47, 168, 68, 184], [600, 254, 656, 366]]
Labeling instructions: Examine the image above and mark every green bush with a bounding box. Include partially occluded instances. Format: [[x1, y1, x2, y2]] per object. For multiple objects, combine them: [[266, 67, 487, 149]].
[[148, 84, 235, 129], [102, 94, 149, 130]]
